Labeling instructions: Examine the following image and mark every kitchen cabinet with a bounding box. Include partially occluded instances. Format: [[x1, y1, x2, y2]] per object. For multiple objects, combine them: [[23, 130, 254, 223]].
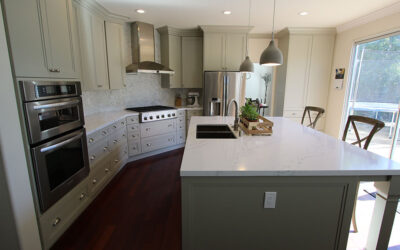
[[3, 0, 79, 79], [105, 22, 126, 89], [201, 26, 251, 71], [158, 27, 203, 88], [274, 28, 335, 131], [76, 5, 109, 90]]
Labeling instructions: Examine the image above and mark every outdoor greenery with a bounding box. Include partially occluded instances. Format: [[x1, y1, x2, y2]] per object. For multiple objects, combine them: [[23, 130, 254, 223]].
[[351, 34, 400, 104]]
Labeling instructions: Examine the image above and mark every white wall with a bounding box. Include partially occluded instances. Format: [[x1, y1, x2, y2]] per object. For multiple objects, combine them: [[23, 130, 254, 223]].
[[0, 3, 42, 249], [325, 12, 400, 138]]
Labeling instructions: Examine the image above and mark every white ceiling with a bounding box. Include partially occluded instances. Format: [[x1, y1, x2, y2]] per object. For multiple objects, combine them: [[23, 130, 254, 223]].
[[96, 0, 400, 33]]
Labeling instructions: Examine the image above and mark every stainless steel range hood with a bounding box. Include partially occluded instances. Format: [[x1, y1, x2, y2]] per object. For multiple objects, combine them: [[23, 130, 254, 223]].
[[126, 22, 174, 74]]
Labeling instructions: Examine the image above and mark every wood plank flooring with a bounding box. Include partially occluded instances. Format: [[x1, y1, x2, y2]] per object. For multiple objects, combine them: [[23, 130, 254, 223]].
[[52, 148, 184, 250]]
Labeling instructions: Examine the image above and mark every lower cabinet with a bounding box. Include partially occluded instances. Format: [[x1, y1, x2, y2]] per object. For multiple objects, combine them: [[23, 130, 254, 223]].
[[141, 132, 177, 153]]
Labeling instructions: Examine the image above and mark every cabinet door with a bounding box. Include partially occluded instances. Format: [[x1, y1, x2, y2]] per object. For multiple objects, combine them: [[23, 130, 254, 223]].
[[40, 0, 79, 78], [168, 35, 182, 87], [225, 33, 246, 71], [105, 22, 126, 89], [3, 0, 51, 77], [306, 35, 335, 109], [283, 35, 312, 110], [203, 33, 225, 71], [76, 6, 109, 90], [182, 37, 203, 88]]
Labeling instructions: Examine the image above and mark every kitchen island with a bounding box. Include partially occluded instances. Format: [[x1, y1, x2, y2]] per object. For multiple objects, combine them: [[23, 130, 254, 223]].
[[180, 116, 400, 250]]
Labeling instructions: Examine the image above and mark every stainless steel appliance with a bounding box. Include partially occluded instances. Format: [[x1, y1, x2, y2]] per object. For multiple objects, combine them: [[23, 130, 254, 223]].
[[187, 92, 200, 107], [20, 80, 89, 212], [203, 71, 246, 116], [126, 105, 177, 123]]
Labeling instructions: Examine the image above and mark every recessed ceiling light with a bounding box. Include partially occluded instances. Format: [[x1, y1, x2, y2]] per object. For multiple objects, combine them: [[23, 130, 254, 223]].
[[136, 9, 146, 14], [223, 10, 232, 15], [298, 11, 309, 16]]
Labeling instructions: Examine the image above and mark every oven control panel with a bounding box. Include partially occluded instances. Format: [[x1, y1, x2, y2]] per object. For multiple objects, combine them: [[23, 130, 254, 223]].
[[140, 110, 177, 123]]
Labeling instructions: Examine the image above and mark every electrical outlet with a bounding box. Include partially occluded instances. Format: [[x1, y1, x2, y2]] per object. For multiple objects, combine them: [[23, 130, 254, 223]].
[[264, 192, 277, 208]]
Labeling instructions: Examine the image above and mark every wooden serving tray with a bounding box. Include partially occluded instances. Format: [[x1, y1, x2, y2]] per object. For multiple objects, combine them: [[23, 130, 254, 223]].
[[239, 116, 273, 136]]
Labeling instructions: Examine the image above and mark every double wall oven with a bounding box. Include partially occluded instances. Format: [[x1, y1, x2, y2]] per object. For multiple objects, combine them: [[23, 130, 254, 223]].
[[20, 80, 89, 212]]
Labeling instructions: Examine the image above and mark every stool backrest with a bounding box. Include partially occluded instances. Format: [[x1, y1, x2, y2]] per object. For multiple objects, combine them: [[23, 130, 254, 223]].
[[301, 106, 325, 129]]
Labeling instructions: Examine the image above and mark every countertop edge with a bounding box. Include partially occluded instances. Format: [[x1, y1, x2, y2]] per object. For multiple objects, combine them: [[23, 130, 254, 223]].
[[85, 111, 139, 135]]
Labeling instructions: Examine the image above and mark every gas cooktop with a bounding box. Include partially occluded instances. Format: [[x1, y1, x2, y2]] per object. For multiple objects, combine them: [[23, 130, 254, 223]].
[[126, 106, 177, 123]]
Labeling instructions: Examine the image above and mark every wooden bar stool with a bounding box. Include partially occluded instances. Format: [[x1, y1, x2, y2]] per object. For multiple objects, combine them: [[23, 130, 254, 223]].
[[301, 106, 325, 129], [342, 115, 385, 233]]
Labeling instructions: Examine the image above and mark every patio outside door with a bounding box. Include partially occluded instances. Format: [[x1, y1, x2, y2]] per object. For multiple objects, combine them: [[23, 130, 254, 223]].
[[344, 33, 400, 162]]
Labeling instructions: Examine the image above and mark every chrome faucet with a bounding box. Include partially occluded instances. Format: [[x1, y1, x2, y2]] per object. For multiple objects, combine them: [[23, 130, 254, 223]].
[[228, 99, 239, 131]]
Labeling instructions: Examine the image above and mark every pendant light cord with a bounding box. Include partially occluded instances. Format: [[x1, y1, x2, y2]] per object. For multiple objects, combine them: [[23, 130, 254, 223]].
[[245, 0, 252, 57], [272, 0, 276, 40]]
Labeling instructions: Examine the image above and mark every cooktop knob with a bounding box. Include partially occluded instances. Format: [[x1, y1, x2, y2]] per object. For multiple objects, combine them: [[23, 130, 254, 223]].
[[144, 117, 148, 120], [156, 115, 160, 119], [172, 113, 176, 117], [168, 114, 171, 117], [150, 116, 153, 120], [161, 115, 165, 118]]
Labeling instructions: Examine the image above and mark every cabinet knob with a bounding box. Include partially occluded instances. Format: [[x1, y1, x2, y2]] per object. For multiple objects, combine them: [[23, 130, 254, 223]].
[[146, 143, 151, 147], [146, 128, 150, 131], [79, 193, 85, 200], [105, 168, 109, 173], [113, 125, 117, 129], [113, 140, 117, 144], [168, 124, 172, 127], [102, 131, 107, 135], [132, 147, 136, 150], [89, 138, 94, 143], [114, 159, 119, 163], [92, 178, 97, 184], [90, 155, 96, 160], [52, 217, 61, 227], [97, 85, 103, 88]]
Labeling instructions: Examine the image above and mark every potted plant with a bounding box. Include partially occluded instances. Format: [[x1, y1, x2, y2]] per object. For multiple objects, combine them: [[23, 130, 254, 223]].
[[240, 101, 259, 130]]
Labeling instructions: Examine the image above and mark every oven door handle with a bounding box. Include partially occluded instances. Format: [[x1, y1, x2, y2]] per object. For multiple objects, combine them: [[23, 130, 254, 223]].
[[33, 100, 80, 110], [40, 132, 83, 153]]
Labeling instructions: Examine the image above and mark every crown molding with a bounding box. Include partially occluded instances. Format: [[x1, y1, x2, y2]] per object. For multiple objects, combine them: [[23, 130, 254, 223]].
[[276, 27, 336, 38], [157, 26, 203, 37], [200, 25, 254, 33], [73, 0, 129, 23], [336, 2, 400, 33]]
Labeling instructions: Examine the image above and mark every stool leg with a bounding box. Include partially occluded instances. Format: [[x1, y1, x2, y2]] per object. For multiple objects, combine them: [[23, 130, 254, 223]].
[[352, 182, 360, 233]]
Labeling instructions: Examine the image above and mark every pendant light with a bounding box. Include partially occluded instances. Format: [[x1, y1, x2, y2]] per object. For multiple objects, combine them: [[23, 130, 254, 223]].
[[239, 0, 254, 72], [259, 0, 283, 66]]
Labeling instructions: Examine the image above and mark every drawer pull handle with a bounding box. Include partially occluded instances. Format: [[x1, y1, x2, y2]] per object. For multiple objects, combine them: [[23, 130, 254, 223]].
[[124, 151, 127, 154], [146, 128, 150, 131], [97, 85, 103, 88], [147, 143, 151, 147], [132, 147, 136, 150], [114, 159, 119, 163], [79, 193, 85, 200], [113, 140, 118, 144], [52, 217, 61, 227], [105, 168, 109, 173], [113, 125, 117, 129], [103, 147, 108, 152], [121, 122, 125, 125], [92, 178, 97, 184], [132, 135, 135, 138], [89, 138, 94, 143], [90, 155, 96, 160], [102, 131, 107, 135]]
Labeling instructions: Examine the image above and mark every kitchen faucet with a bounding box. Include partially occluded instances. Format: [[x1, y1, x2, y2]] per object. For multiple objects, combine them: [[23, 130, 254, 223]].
[[228, 99, 239, 131]]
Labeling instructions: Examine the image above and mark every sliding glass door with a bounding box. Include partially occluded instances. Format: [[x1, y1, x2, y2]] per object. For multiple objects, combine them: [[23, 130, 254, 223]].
[[344, 33, 400, 161]]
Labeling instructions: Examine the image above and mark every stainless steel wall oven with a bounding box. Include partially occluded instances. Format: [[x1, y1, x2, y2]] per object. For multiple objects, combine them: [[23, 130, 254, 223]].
[[20, 80, 89, 212]]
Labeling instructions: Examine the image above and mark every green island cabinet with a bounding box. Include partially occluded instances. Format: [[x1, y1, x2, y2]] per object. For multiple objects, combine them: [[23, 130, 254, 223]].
[[200, 26, 253, 71], [158, 27, 203, 88], [74, 2, 126, 90], [3, 0, 80, 79]]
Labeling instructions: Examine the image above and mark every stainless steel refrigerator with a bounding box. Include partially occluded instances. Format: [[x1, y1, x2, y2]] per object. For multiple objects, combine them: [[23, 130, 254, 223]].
[[203, 71, 246, 116]]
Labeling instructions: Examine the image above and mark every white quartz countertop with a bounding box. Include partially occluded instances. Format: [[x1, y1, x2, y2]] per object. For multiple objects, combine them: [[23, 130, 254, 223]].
[[175, 106, 203, 111], [85, 110, 138, 135], [180, 116, 400, 177]]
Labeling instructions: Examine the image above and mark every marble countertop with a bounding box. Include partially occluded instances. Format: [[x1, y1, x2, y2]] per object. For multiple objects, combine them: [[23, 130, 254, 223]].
[[180, 116, 400, 177], [84, 110, 138, 135]]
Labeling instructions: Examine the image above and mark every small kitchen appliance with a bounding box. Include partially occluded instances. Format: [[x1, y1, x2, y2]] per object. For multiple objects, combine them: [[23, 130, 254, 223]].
[[187, 92, 200, 107]]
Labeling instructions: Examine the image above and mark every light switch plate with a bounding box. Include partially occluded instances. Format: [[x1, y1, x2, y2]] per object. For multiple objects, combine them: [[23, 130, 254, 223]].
[[264, 192, 277, 208]]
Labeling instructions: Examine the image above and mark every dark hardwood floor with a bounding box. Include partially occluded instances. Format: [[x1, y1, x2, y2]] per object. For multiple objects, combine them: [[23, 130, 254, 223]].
[[52, 148, 184, 250]]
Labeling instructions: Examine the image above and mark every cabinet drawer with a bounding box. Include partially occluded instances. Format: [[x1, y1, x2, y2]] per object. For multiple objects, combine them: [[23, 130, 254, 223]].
[[109, 127, 127, 152], [39, 179, 89, 247], [127, 124, 140, 133], [126, 115, 139, 124], [140, 119, 176, 138], [88, 158, 112, 196], [177, 110, 185, 117], [110, 144, 128, 170], [141, 132, 176, 153], [128, 131, 140, 141], [108, 119, 126, 135], [128, 141, 141, 156], [283, 110, 304, 118], [88, 138, 109, 167], [177, 130, 186, 144], [86, 127, 108, 145]]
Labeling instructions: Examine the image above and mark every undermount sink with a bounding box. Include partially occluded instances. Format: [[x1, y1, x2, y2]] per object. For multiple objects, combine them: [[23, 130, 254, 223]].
[[196, 124, 236, 139]]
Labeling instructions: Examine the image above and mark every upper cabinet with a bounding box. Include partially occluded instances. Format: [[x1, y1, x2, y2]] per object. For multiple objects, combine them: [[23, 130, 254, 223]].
[[274, 28, 336, 130], [74, 3, 126, 91], [158, 27, 203, 88], [201, 26, 252, 71], [3, 0, 79, 79]]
